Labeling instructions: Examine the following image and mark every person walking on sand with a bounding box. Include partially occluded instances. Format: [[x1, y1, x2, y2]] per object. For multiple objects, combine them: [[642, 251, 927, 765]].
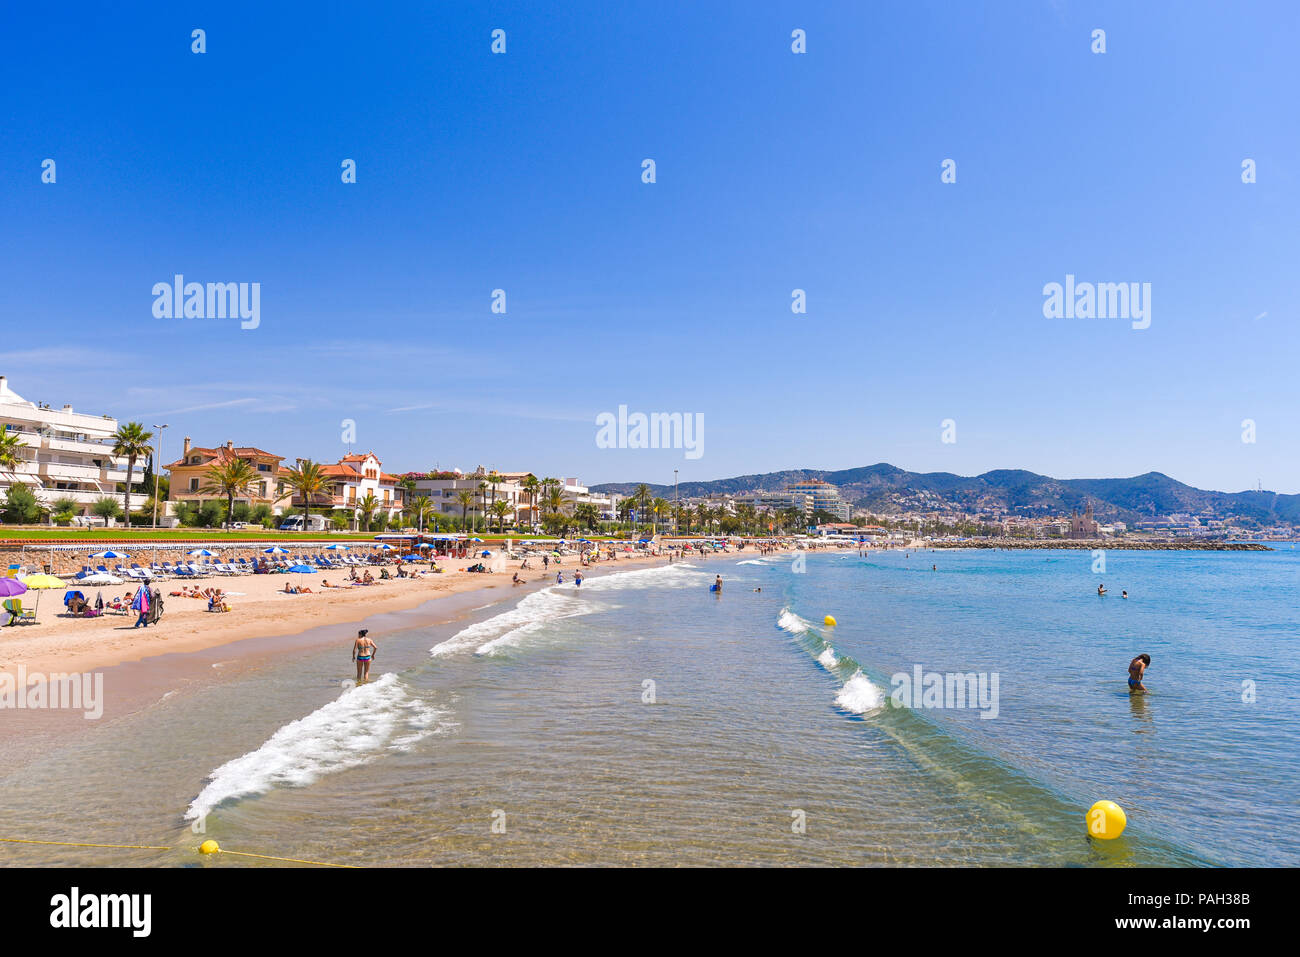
[[1128, 653, 1150, 693], [352, 629, 377, 683], [131, 585, 150, 628]]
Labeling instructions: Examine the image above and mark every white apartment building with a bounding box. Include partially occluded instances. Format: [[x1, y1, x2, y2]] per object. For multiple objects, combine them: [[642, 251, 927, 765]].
[[559, 478, 621, 520], [291, 452, 404, 523], [408, 468, 535, 526], [0, 376, 130, 516]]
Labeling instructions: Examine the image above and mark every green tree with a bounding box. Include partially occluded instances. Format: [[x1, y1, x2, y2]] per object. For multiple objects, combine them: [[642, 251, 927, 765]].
[[456, 489, 475, 532], [111, 422, 153, 522], [488, 498, 510, 532], [92, 496, 122, 524], [201, 458, 260, 530], [2, 485, 43, 524], [357, 491, 380, 531], [284, 460, 330, 531], [0, 427, 27, 472]]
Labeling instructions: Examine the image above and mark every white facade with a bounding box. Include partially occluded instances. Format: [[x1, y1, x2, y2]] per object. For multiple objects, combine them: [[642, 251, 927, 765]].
[[0, 376, 129, 515]]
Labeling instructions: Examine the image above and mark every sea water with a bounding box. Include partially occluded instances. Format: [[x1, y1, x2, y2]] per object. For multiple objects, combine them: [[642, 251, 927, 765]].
[[2, 550, 1296, 866]]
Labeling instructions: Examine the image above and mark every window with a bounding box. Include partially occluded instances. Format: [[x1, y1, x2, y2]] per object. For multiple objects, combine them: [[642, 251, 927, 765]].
[[189, 478, 199, 491]]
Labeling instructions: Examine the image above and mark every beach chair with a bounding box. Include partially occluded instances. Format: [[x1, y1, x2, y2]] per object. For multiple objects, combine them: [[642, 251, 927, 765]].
[[3, 598, 37, 625], [75, 565, 93, 579], [96, 565, 110, 575]]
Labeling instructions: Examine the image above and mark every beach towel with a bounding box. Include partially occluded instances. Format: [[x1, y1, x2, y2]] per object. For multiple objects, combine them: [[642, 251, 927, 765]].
[[132, 586, 150, 614]]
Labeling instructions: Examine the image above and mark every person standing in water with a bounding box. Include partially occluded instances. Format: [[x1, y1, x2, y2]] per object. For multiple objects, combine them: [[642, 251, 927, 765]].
[[714, 575, 723, 593], [1097, 583, 1108, 596], [1127, 653, 1150, 693], [574, 571, 583, 588], [352, 629, 377, 683]]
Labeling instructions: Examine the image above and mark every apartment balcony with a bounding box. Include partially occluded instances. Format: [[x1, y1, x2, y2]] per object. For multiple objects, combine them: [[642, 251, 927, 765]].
[[36, 461, 104, 481], [44, 436, 120, 457]]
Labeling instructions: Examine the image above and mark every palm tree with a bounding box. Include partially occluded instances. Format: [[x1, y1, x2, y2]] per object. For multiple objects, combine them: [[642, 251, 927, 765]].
[[406, 495, 435, 532], [489, 499, 511, 533], [521, 475, 540, 530], [456, 489, 475, 531], [284, 459, 330, 531], [357, 491, 380, 530], [0, 427, 26, 473], [111, 421, 153, 524], [574, 502, 600, 532], [650, 497, 669, 535], [200, 458, 259, 530], [633, 483, 652, 529]]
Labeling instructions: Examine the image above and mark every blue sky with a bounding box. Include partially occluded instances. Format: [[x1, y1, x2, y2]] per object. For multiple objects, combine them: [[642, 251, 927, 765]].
[[2, 1, 1297, 491]]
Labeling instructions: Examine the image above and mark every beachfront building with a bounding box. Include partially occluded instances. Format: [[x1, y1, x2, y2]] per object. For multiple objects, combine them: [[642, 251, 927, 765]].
[[788, 479, 853, 521], [733, 489, 813, 517], [165, 438, 293, 515], [293, 452, 405, 526], [0, 375, 129, 517], [559, 478, 622, 521], [405, 467, 534, 528]]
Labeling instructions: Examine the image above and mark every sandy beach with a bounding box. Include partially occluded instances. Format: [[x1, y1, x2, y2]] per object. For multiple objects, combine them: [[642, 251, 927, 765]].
[[1, 544, 797, 679]]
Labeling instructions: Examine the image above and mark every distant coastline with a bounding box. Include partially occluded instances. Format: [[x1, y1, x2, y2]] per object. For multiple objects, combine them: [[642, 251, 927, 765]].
[[922, 539, 1271, 551]]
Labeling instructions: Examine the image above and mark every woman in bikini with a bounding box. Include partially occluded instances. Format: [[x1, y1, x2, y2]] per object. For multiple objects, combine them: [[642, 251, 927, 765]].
[[352, 629, 377, 683]]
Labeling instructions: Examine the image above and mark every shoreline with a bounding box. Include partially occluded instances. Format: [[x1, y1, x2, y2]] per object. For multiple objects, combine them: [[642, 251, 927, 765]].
[[0, 545, 793, 680]]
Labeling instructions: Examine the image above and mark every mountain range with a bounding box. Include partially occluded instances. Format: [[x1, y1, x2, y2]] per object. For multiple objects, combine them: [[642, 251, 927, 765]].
[[590, 465, 1300, 525]]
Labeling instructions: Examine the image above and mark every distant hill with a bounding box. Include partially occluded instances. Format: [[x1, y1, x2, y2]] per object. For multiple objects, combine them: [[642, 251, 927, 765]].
[[590, 464, 1300, 525]]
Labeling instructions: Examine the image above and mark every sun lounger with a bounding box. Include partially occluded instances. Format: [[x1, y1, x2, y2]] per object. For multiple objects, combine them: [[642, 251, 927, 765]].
[[3, 598, 37, 625]]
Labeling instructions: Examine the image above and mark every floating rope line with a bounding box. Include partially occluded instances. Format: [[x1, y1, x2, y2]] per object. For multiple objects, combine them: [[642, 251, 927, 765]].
[[0, 836, 353, 867], [0, 837, 172, 850], [206, 847, 357, 868]]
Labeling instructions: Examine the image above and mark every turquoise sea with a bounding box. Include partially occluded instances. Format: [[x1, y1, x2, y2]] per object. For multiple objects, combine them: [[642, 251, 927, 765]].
[[2, 548, 1296, 867]]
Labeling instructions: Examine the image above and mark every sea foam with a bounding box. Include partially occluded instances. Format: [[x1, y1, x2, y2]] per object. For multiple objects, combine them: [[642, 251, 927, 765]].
[[185, 673, 449, 820]]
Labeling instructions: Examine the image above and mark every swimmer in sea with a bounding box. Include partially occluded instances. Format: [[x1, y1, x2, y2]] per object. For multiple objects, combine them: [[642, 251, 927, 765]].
[[1127, 653, 1150, 693], [1122, 590, 1128, 599], [1098, 583, 1108, 596], [352, 628, 377, 683]]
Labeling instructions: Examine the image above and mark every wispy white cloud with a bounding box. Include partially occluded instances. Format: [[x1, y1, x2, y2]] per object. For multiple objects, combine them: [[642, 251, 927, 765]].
[[141, 397, 261, 416]]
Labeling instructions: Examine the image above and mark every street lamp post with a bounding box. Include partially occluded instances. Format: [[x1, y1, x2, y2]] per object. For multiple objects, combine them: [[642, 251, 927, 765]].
[[151, 424, 168, 529]]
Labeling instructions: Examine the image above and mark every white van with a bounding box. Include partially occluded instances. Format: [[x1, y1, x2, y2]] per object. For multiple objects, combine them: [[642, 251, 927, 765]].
[[278, 514, 328, 532]]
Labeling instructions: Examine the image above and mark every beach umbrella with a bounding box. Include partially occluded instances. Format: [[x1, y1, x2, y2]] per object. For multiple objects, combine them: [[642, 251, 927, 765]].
[[0, 578, 28, 598], [373, 544, 395, 551], [19, 573, 64, 617], [469, 538, 483, 542], [188, 548, 218, 557], [90, 550, 130, 559], [263, 546, 290, 554], [80, 573, 124, 586], [401, 554, 421, 560], [324, 543, 350, 550], [286, 564, 316, 573]]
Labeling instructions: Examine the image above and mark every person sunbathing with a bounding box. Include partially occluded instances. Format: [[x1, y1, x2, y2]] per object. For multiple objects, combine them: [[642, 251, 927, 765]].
[[362, 571, 375, 584]]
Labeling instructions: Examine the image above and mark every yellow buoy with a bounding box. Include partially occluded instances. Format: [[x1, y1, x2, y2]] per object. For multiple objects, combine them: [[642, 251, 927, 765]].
[[824, 615, 837, 626], [1086, 800, 1127, 839], [199, 839, 221, 854]]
